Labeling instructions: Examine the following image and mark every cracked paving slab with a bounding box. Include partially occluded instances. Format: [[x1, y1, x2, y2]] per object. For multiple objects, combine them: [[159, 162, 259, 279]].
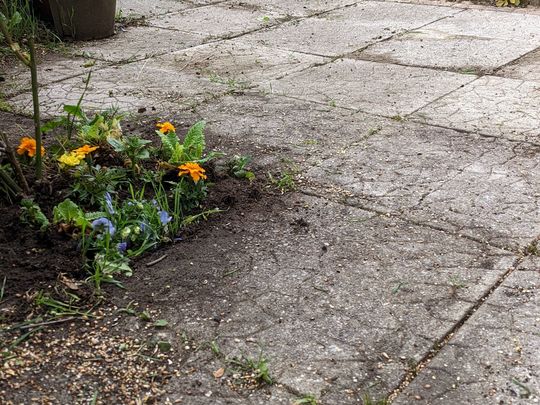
[[358, 30, 540, 73], [117, 193, 516, 403], [394, 258, 540, 404], [411, 75, 540, 142], [147, 2, 284, 39], [266, 58, 475, 116], [152, 38, 329, 88], [7, 61, 230, 117], [0, 54, 101, 98], [240, 1, 459, 57], [116, 0, 193, 19], [497, 47, 540, 84], [358, 6, 540, 72], [71, 26, 206, 63], [225, 0, 358, 17], [195, 93, 540, 250]]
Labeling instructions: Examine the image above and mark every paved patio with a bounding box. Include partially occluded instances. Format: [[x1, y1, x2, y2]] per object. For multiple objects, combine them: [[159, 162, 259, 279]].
[[2, 0, 540, 403]]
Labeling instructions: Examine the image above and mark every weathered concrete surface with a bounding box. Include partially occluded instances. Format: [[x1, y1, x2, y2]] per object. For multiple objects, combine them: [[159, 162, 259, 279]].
[[196, 93, 540, 250], [8, 62, 229, 117], [0, 54, 99, 98], [497, 47, 540, 83], [147, 3, 284, 38], [120, 193, 516, 403], [116, 0, 192, 18], [227, 0, 357, 17], [2, 0, 540, 402], [72, 26, 206, 63], [269, 58, 475, 116], [242, 1, 459, 57], [155, 39, 329, 86], [411, 76, 540, 142], [359, 30, 538, 73], [394, 258, 540, 404]]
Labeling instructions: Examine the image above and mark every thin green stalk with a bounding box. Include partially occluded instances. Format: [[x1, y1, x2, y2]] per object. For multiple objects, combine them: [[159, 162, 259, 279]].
[[28, 37, 42, 179]]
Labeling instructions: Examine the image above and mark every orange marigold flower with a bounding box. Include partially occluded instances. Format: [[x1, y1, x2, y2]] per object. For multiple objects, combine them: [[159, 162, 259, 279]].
[[17, 137, 45, 157], [73, 144, 99, 158], [157, 122, 176, 134], [178, 162, 207, 183]]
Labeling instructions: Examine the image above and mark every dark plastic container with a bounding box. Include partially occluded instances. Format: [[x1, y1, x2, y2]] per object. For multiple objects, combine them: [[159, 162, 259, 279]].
[[49, 0, 116, 41]]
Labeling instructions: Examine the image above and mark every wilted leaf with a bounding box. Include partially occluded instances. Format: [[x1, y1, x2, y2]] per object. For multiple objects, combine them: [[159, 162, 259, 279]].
[[213, 368, 225, 378]]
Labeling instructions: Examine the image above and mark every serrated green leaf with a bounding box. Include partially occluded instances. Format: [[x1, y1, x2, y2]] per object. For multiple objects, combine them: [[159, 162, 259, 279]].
[[183, 121, 205, 161]]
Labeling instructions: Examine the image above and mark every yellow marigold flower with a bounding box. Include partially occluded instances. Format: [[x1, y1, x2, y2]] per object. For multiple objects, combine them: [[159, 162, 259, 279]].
[[157, 122, 176, 134], [178, 162, 207, 183], [73, 144, 99, 158], [17, 137, 45, 157], [58, 152, 83, 167]]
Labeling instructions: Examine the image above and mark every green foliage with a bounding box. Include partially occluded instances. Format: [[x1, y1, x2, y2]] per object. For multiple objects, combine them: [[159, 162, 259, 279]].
[[157, 120, 212, 164], [108, 135, 151, 171], [20, 199, 49, 232], [70, 165, 127, 205], [496, 0, 520, 6], [268, 171, 296, 193], [295, 395, 318, 405], [228, 155, 255, 181], [228, 353, 273, 386], [52, 198, 95, 228]]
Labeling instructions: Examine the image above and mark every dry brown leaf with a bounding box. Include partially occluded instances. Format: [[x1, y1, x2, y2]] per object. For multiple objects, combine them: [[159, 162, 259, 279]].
[[213, 367, 225, 378]]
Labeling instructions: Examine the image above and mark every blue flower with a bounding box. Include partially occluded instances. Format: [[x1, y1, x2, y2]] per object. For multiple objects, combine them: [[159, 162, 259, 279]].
[[158, 210, 172, 225], [104, 192, 115, 215], [139, 221, 148, 233], [117, 241, 128, 253], [91, 217, 116, 236]]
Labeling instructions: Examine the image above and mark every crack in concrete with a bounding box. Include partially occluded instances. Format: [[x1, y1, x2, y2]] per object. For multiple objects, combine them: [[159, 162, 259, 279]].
[[386, 253, 526, 403]]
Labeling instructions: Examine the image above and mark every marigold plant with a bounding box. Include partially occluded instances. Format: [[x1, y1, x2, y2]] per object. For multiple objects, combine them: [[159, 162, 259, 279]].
[[17, 137, 45, 157], [157, 122, 175, 134], [178, 162, 207, 183]]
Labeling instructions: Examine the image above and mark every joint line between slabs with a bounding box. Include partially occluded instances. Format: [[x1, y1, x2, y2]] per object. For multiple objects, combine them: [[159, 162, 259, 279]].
[[385, 252, 525, 403]]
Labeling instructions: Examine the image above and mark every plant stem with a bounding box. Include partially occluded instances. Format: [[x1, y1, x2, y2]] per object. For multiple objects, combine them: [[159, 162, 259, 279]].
[[0, 15, 31, 67], [28, 37, 42, 179], [0, 132, 30, 195]]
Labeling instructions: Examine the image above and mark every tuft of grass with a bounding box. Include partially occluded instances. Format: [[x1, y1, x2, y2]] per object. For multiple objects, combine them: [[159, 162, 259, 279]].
[[268, 170, 296, 193], [362, 394, 389, 405], [295, 394, 318, 405], [227, 352, 273, 386]]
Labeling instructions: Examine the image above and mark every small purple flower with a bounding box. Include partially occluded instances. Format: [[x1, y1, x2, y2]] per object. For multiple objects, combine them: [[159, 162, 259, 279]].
[[92, 217, 116, 236], [117, 241, 128, 253], [139, 221, 148, 233], [158, 210, 172, 225], [104, 192, 115, 215], [151, 199, 159, 207]]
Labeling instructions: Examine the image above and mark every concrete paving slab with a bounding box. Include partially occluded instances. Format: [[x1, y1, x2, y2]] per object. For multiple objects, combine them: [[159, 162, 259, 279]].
[[423, 8, 540, 43], [116, 0, 192, 18], [226, 0, 357, 17], [154, 39, 329, 87], [359, 29, 538, 73], [268, 58, 475, 116], [241, 1, 459, 57], [497, 47, 540, 84], [8, 61, 229, 117], [303, 113, 540, 249], [0, 54, 101, 98], [147, 3, 283, 39], [394, 261, 540, 404], [411, 75, 540, 142], [71, 26, 206, 63], [128, 193, 515, 402], [197, 93, 540, 250]]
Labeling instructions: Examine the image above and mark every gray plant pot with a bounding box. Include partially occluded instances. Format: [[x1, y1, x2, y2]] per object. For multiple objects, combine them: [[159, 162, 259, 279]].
[[49, 0, 116, 41]]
